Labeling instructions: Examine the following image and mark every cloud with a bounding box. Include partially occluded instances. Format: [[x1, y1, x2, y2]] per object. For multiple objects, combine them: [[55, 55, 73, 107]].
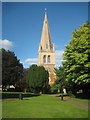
[[0, 39, 13, 50], [25, 58, 38, 66], [55, 50, 64, 59], [55, 50, 64, 67]]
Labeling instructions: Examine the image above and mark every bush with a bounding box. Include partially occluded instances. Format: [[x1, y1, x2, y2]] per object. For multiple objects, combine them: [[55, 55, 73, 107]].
[[50, 84, 59, 94]]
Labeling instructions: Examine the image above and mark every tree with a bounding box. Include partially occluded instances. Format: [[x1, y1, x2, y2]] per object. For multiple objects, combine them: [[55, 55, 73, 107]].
[[15, 68, 28, 92], [63, 22, 90, 95], [52, 66, 66, 93], [26, 64, 49, 93], [2, 49, 23, 90], [55, 67, 65, 81], [50, 82, 61, 93]]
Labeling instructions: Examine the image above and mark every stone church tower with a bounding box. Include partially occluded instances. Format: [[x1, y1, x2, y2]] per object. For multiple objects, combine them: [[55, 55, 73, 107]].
[[38, 11, 56, 84]]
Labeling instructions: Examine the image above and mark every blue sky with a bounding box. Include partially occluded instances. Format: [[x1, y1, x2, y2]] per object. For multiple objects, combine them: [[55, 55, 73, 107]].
[[1, 2, 88, 68]]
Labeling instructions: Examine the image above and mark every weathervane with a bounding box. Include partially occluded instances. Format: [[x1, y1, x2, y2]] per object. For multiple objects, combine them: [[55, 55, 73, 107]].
[[45, 8, 47, 14]]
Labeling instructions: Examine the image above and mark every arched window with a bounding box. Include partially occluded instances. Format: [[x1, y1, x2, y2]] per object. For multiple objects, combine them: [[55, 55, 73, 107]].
[[47, 55, 50, 63], [43, 55, 46, 63]]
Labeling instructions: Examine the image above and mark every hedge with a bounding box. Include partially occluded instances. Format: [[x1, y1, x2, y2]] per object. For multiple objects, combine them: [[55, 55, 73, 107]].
[[2, 92, 40, 99]]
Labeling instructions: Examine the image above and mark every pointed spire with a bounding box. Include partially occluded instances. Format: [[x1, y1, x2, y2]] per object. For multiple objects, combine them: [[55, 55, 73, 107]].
[[39, 9, 54, 52]]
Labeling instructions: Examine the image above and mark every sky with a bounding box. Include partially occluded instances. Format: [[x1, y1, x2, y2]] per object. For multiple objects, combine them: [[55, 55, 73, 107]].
[[1, 2, 88, 68]]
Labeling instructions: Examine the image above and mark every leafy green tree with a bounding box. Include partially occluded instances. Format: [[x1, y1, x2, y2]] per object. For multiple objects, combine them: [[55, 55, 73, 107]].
[[52, 66, 67, 93], [55, 67, 65, 81], [26, 64, 49, 93], [2, 49, 23, 90], [50, 84, 59, 93], [63, 22, 90, 94]]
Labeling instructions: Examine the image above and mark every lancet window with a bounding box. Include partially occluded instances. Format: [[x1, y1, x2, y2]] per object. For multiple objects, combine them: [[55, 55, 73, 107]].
[[43, 55, 46, 63], [47, 55, 50, 63]]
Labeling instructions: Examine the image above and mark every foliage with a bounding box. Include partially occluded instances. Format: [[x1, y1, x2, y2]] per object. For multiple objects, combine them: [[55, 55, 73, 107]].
[[15, 68, 28, 92], [63, 22, 90, 93], [50, 83, 60, 93], [2, 92, 39, 99], [53, 66, 67, 93], [2, 49, 23, 90], [26, 64, 49, 93]]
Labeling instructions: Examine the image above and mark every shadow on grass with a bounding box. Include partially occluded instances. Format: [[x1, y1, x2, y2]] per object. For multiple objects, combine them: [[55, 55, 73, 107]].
[[55, 92, 90, 100], [75, 92, 90, 99]]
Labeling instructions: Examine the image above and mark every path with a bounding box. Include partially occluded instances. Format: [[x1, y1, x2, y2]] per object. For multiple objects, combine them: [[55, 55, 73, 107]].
[[52, 94, 89, 110]]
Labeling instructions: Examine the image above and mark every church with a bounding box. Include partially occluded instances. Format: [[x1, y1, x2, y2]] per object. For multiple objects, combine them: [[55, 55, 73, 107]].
[[38, 11, 56, 85]]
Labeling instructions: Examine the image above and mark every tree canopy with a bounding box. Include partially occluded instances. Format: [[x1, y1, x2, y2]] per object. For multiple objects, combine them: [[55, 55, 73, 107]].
[[26, 65, 49, 93], [63, 22, 90, 92], [2, 49, 23, 90]]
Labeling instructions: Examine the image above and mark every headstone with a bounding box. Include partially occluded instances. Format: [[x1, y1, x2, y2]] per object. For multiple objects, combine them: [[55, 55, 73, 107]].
[[63, 88, 67, 94], [19, 94, 23, 100]]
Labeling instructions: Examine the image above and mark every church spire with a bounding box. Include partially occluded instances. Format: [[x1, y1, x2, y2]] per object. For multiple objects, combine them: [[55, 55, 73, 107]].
[[38, 10, 56, 84], [39, 9, 54, 52]]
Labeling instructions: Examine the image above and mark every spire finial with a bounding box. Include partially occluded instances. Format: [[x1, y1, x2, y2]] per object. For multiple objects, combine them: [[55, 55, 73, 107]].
[[44, 8, 47, 21], [45, 8, 47, 15]]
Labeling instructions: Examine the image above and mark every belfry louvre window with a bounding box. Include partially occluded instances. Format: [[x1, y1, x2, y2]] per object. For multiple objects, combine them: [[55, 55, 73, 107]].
[[47, 55, 50, 63], [43, 55, 46, 63]]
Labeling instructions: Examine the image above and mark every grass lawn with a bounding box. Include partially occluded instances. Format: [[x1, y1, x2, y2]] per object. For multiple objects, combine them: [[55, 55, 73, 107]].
[[2, 94, 89, 118]]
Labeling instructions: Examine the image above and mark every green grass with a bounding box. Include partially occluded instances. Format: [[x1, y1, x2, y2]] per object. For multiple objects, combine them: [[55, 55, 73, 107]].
[[2, 94, 89, 118], [0, 100, 2, 119]]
